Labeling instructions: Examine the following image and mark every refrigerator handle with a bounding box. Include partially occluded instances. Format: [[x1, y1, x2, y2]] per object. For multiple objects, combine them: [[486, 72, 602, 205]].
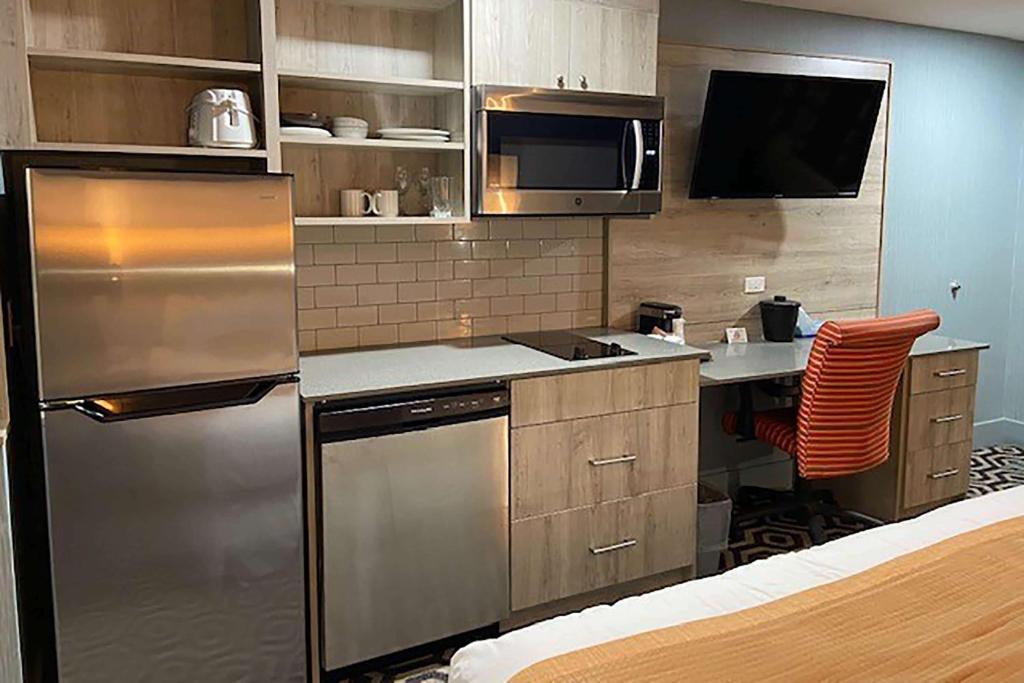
[[70, 378, 288, 423]]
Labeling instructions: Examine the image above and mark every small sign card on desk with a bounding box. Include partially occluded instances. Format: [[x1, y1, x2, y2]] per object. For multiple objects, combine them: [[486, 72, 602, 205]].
[[726, 327, 749, 345]]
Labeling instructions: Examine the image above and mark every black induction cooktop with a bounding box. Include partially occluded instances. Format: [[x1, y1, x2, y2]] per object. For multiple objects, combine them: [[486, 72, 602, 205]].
[[503, 331, 637, 361]]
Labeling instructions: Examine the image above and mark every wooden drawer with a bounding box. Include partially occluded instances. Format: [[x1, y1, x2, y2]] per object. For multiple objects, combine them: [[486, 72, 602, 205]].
[[511, 360, 699, 427], [909, 351, 979, 395], [511, 404, 698, 520], [510, 486, 696, 610], [905, 386, 976, 452], [903, 442, 971, 509]]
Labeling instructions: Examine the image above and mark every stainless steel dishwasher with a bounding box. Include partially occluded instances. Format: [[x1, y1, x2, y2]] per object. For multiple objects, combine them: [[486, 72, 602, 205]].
[[316, 384, 510, 671]]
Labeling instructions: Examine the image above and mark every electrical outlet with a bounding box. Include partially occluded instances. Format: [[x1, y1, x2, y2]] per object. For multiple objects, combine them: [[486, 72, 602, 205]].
[[744, 276, 766, 294]]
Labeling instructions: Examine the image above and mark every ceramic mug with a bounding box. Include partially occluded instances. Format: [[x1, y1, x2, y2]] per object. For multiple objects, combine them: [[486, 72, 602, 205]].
[[371, 190, 399, 218], [340, 189, 372, 217]]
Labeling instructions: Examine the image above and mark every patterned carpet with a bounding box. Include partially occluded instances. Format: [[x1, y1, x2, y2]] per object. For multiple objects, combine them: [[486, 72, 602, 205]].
[[340, 444, 1024, 682]]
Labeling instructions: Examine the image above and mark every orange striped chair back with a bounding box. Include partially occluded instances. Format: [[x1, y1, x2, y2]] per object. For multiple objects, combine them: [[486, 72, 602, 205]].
[[796, 309, 940, 479]]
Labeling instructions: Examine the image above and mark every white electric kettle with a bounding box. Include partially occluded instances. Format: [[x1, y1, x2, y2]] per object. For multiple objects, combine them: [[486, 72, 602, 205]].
[[187, 88, 258, 149]]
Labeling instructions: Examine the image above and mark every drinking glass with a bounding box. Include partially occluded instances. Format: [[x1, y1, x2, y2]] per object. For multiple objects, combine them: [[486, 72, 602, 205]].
[[428, 176, 453, 219]]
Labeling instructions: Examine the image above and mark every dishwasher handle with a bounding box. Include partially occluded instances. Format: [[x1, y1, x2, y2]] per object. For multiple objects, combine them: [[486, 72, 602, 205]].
[[318, 385, 509, 439]]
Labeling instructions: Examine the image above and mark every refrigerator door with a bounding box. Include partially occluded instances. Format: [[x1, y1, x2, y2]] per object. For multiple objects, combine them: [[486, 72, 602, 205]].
[[27, 169, 298, 401], [42, 381, 305, 682]]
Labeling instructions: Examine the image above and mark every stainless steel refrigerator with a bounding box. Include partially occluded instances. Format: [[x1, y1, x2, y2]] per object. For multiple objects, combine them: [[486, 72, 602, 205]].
[[26, 169, 305, 681]]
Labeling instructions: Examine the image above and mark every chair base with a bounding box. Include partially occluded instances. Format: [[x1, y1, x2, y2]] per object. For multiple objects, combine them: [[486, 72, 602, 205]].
[[731, 484, 885, 546]]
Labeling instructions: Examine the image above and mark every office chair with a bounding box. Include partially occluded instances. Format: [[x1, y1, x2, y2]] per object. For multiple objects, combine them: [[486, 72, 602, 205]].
[[722, 309, 941, 545]]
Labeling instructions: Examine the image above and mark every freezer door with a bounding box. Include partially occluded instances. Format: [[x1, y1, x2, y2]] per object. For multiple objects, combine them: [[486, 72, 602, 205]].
[[28, 169, 298, 401], [42, 381, 305, 682]]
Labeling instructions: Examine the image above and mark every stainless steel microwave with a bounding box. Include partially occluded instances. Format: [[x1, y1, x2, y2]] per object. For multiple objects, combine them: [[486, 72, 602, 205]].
[[473, 85, 664, 217]]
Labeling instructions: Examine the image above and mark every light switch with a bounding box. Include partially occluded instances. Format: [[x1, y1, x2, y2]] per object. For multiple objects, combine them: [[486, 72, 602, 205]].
[[744, 276, 766, 294]]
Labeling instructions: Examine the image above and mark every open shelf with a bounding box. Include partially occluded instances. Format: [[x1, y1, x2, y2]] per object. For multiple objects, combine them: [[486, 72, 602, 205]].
[[31, 142, 268, 158], [277, 70, 462, 95], [26, 48, 261, 79], [280, 136, 464, 152], [26, 0, 257, 62], [295, 215, 469, 226]]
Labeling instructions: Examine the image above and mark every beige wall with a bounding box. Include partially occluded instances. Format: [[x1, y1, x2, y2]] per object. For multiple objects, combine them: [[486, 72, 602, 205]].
[[296, 217, 606, 352]]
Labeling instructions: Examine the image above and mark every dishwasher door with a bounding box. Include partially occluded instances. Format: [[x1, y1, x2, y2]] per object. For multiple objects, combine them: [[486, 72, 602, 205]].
[[320, 415, 509, 670]]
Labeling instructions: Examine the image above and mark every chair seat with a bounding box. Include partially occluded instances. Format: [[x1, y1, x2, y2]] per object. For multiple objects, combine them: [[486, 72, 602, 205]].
[[722, 408, 798, 455]]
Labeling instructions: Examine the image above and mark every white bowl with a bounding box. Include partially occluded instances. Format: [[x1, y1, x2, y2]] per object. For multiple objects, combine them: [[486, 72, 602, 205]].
[[332, 127, 369, 139]]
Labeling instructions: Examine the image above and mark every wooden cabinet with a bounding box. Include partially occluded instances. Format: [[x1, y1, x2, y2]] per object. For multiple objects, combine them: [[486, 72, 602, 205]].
[[471, 0, 659, 96], [511, 486, 695, 610], [508, 359, 700, 618], [828, 349, 981, 522], [512, 403, 698, 519]]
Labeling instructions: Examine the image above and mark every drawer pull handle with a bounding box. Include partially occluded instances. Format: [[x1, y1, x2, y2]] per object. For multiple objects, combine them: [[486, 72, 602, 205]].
[[588, 454, 638, 467], [929, 468, 961, 480], [590, 538, 638, 555], [934, 369, 967, 378], [932, 414, 964, 424]]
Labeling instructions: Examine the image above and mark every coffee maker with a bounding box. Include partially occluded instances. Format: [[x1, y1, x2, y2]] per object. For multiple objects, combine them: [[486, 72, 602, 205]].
[[637, 302, 683, 335]]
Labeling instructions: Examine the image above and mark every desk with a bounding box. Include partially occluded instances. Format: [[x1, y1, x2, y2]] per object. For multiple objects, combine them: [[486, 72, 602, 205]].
[[698, 335, 988, 387], [695, 334, 990, 521]]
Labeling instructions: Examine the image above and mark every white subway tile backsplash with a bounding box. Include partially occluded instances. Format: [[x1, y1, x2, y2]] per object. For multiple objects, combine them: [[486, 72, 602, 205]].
[[298, 218, 607, 351], [379, 303, 418, 324], [397, 242, 436, 262], [454, 260, 489, 280], [397, 281, 437, 303], [315, 285, 357, 308], [377, 263, 418, 283], [314, 244, 357, 265], [356, 243, 398, 264], [436, 279, 473, 301], [357, 283, 398, 305], [335, 264, 377, 285], [297, 266, 335, 287], [358, 325, 399, 347], [416, 224, 454, 242], [376, 225, 417, 242]]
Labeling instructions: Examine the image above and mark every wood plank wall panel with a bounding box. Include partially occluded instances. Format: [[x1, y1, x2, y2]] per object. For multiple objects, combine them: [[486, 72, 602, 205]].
[[608, 44, 891, 344], [0, 0, 34, 146], [275, 0, 439, 79], [27, 0, 253, 60]]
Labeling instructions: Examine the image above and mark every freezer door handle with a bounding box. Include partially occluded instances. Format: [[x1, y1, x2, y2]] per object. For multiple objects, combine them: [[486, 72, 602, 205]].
[[69, 378, 288, 422]]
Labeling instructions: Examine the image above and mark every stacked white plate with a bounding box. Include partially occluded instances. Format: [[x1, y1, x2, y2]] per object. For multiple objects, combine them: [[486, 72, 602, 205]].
[[377, 127, 451, 142], [281, 126, 332, 138], [332, 116, 370, 139]]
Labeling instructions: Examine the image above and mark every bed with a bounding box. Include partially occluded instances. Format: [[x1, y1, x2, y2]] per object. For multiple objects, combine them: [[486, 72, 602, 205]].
[[449, 486, 1024, 682]]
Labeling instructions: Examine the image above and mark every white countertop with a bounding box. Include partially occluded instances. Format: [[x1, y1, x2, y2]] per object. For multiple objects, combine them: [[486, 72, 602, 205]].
[[299, 329, 709, 401], [698, 334, 989, 387]]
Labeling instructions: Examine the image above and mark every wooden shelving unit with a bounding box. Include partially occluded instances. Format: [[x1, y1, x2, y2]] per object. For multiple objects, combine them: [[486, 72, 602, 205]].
[[295, 215, 464, 226], [270, 0, 472, 224], [280, 136, 465, 152], [7, 0, 268, 157], [277, 70, 463, 96], [26, 48, 261, 78], [2, 0, 471, 220], [31, 142, 269, 158]]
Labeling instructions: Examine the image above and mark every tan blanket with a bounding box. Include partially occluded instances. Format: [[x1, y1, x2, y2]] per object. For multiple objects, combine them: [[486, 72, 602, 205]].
[[512, 516, 1024, 682]]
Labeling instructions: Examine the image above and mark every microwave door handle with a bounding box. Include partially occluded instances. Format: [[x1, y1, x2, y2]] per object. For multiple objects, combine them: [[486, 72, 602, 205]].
[[628, 119, 643, 191]]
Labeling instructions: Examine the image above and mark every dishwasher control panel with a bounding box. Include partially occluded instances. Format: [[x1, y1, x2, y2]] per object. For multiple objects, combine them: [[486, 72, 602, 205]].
[[318, 384, 509, 438]]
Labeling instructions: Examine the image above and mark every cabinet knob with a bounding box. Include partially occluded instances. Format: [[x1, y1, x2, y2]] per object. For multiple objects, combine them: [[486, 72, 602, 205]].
[[580, 74, 589, 90], [556, 74, 565, 89]]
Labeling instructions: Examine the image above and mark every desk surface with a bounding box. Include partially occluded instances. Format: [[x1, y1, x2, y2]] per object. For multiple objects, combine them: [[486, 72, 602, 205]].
[[698, 334, 990, 387]]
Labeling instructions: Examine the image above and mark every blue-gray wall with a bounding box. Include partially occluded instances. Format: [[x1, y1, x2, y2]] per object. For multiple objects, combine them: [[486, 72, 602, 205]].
[[661, 0, 1024, 442]]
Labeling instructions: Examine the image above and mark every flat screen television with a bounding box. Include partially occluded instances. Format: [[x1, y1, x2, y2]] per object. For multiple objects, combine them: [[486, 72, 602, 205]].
[[689, 70, 886, 199]]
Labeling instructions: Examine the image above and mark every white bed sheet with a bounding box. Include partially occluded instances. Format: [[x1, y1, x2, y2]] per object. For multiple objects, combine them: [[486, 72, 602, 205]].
[[450, 487, 1024, 683]]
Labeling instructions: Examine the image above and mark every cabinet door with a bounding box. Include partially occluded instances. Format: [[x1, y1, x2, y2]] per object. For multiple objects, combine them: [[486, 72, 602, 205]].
[[472, 0, 571, 89], [568, 1, 658, 96]]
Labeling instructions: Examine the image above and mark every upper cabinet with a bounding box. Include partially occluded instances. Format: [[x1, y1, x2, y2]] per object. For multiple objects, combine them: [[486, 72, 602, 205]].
[[471, 0, 659, 96]]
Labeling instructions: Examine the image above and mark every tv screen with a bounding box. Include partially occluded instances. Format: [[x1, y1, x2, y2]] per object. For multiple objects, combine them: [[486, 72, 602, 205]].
[[689, 70, 886, 199]]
